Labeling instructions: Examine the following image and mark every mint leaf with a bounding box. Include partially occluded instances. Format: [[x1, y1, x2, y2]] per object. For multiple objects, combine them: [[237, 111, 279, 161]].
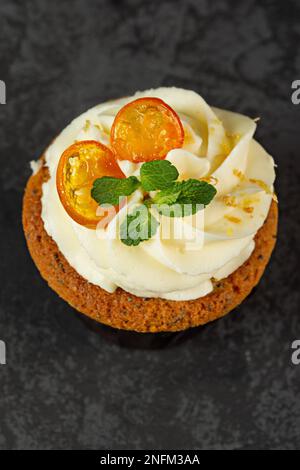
[[152, 179, 217, 217], [120, 205, 160, 246], [152, 183, 182, 205], [91, 176, 140, 206], [177, 179, 217, 206], [140, 160, 179, 191], [155, 202, 202, 217]]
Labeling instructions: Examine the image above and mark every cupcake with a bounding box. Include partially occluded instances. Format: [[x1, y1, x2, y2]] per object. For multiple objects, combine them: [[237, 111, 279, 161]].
[[23, 88, 278, 333]]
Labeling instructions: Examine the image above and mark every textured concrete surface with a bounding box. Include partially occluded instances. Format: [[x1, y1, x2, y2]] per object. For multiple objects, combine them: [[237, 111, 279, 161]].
[[0, 0, 300, 450]]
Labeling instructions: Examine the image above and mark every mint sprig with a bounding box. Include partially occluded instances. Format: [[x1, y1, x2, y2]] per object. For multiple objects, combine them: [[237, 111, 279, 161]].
[[120, 205, 159, 246], [152, 180, 217, 217], [140, 160, 179, 191], [152, 184, 182, 205], [91, 175, 140, 206], [91, 159, 217, 245]]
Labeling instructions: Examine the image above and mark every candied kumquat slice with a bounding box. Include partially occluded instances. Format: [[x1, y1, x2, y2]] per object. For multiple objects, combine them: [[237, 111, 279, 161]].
[[110, 97, 184, 162], [56, 140, 125, 229]]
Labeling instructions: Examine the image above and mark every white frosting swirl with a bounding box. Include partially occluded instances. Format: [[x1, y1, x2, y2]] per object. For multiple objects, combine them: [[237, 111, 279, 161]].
[[41, 88, 276, 300]]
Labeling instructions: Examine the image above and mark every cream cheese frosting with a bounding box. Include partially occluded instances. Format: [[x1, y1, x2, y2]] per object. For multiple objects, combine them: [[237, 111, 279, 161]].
[[40, 87, 276, 300]]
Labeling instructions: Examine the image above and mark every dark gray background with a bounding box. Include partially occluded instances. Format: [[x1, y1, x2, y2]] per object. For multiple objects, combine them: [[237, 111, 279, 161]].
[[0, 0, 299, 450]]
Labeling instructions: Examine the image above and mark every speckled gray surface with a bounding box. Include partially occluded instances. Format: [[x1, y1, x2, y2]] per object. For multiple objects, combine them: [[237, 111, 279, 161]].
[[0, 0, 300, 450]]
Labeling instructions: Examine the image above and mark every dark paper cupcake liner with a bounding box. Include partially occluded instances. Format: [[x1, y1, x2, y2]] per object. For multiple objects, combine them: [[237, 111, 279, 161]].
[[76, 312, 204, 350], [69, 286, 259, 349]]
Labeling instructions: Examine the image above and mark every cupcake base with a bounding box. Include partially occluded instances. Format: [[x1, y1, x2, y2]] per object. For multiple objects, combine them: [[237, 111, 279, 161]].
[[23, 161, 278, 333]]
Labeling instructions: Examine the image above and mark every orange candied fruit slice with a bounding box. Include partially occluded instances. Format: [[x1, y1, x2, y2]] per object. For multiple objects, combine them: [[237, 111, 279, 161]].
[[56, 140, 125, 229], [110, 97, 184, 162]]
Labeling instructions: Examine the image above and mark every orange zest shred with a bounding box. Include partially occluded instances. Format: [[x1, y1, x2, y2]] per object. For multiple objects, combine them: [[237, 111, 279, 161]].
[[224, 215, 242, 224]]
